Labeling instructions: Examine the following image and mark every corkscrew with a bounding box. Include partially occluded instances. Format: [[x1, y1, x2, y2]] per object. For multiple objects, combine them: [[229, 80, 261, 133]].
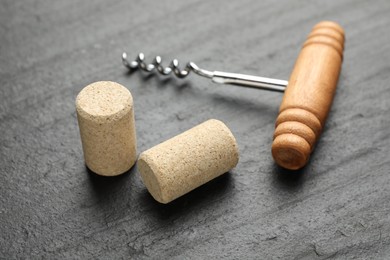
[[122, 21, 345, 170], [122, 52, 288, 92]]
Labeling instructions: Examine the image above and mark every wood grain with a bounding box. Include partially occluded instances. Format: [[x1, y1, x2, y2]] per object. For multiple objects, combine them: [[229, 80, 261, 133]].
[[1, 0, 390, 259], [272, 21, 345, 170]]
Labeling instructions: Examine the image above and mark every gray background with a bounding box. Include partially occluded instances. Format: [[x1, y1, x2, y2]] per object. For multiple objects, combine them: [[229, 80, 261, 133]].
[[1, 0, 390, 259]]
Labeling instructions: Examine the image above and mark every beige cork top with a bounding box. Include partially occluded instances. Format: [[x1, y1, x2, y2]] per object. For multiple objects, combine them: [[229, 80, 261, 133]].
[[76, 81, 133, 123]]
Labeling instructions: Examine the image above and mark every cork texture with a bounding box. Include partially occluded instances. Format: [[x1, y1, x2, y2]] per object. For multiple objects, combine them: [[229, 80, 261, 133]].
[[76, 81, 137, 176], [138, 119, 239, 204]]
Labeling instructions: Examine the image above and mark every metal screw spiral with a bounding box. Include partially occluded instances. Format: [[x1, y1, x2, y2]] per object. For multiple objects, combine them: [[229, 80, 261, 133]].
[[122, 52, 287, 92], [122, 52, 214, 79]]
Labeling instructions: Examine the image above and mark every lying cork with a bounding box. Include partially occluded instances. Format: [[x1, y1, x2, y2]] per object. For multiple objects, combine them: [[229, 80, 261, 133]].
[[76, 81, 137, 176], [138, 119, 239, 204]]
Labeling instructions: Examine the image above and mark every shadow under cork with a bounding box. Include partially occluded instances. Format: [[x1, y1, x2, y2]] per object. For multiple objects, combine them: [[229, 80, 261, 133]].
[[86, 166, 137, 209], [138, 172, 234, 221]]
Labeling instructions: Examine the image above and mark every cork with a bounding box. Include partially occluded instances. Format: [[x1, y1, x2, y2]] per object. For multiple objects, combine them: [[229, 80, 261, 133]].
[[138, 119, 239, 204], [76, 81, 137, 176]]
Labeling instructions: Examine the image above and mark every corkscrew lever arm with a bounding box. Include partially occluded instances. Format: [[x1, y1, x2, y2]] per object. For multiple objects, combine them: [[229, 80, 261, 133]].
[[122, 52, 288, 93], [190, 62, 288, 92]]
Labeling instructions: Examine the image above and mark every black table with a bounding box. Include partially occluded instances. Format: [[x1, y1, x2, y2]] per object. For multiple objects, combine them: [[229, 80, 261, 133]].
[[1, 1, 389, 258]]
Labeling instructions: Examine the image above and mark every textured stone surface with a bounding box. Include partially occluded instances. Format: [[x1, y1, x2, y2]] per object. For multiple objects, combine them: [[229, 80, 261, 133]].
[[139, 119, 239, 204], [1, 0, 390, 259]]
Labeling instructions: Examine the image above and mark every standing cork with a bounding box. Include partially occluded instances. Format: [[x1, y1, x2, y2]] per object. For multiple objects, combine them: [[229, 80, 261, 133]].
[[138, 119, 239, 204], [76, 81, 137, 176]]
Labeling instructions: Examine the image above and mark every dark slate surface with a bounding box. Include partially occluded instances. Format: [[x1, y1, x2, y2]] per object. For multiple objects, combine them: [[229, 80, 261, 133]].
[[1, 0, 390, 259]]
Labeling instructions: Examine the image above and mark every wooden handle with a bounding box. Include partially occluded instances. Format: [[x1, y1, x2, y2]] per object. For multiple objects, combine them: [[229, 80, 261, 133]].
[[272, 21, 345, 170]]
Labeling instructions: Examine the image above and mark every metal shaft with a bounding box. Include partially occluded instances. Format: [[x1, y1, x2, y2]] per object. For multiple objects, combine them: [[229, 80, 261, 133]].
[[211, 71, 287, 92]]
